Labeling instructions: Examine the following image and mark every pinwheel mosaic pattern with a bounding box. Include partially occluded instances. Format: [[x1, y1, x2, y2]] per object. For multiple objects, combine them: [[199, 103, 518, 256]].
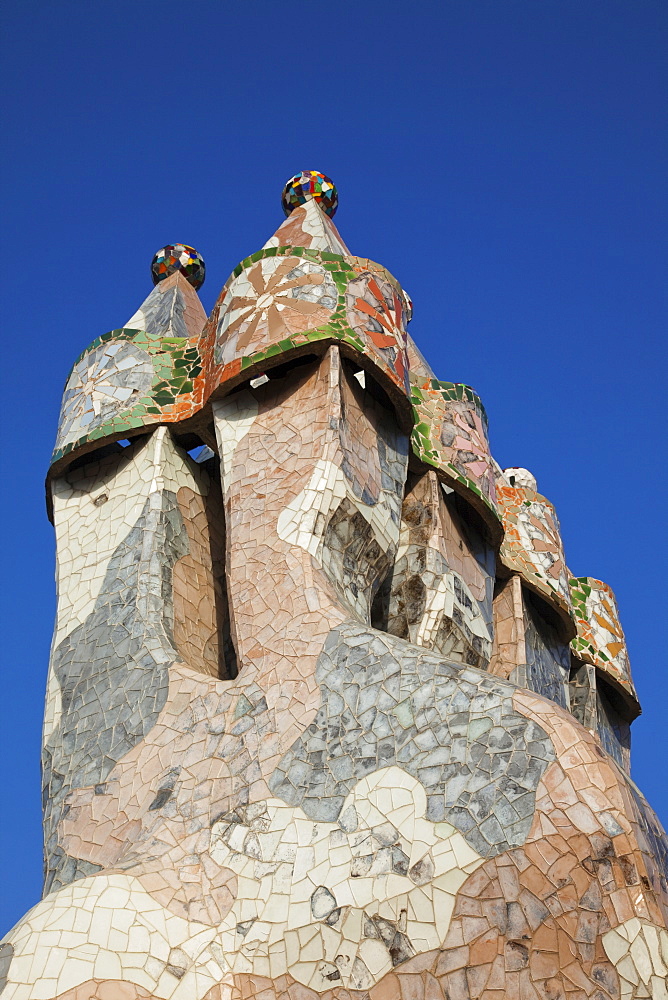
[[345, 271, 409, 393], [214, 255, 338, 366], [55, 339, 154, 452], [52, 330, 204, 464], [207, 246, 411, 401]]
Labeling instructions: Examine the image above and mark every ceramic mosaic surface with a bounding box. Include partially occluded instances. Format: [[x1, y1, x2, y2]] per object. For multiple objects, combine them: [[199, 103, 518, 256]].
[[489, 577, 571, 713], [151, 244, 206, 290], [52, 326, 204, 463], [497, 484, 573, 630], [570, 576, 640, 710], [3, 173, 666, 1000], [385, 471, 495, 670], [522, 591, 571, 710], [207, 247, 411, 406], [410, 377, 500, 535], [281, 170, 338, 218], [503, 467, 537, 491], [49, 202, 413, 477], [50, 271, 209, 475]]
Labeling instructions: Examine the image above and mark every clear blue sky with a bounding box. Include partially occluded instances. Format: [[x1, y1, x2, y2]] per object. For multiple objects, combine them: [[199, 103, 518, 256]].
[[1, 1, 666, 933]]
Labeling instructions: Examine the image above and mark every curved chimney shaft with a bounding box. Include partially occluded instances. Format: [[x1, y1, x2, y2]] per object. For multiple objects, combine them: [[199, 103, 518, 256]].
[[42, 427, 226, 892], [212, 346, 409, 707]]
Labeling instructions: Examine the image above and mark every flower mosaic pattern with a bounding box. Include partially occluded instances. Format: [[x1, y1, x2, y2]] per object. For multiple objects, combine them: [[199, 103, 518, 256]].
[[50, 271, 209, 472], [498, 485, 572, 623], [55, 340, 154, 452], [51, 328, 205, 469], [214, 255, 337, 367], [51, 215, 414, 480], [570, 576, 639, 705], [345, 271, 409, 394], [202, 245, 413, 407]]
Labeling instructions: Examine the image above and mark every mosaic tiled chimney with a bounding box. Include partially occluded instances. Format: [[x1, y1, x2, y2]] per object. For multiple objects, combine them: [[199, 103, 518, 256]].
[[2, 172, 667, 999]]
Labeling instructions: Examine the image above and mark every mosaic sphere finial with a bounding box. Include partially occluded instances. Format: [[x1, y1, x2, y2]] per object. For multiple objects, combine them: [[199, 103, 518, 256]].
[[151, 244, 206, 290], [281, 171, 338, 219], [504, 467, 538, 491]]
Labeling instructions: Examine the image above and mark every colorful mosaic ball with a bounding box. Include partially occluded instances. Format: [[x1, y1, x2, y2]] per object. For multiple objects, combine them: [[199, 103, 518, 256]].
[[151, 244, 205, 290], [281, 170, 338, 219]]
